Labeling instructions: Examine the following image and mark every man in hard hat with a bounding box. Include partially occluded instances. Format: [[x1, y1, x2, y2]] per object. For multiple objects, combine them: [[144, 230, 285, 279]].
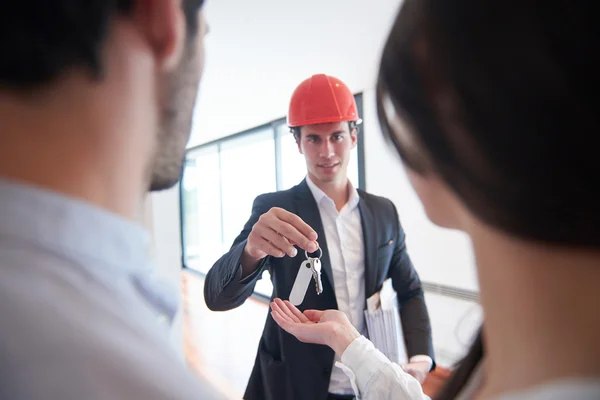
[[205, 74, 435, 400], [0, 1, 225, 398]]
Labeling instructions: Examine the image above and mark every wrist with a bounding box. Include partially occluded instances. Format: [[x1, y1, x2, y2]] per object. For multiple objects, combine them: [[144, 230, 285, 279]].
[[329, 322, 361, 357], [240, 245, 262, 277]]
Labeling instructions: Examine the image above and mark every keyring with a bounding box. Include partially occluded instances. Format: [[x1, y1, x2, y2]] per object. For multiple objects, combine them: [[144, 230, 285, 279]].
[[305, 243, 322, 260]]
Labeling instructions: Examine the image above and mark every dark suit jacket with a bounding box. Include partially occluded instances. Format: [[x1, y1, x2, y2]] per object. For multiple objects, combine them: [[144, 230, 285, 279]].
[[204, 179, 434, 400]]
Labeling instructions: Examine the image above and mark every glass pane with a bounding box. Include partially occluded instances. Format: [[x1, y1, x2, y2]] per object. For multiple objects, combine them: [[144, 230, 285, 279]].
[[220, 130, 277, 298], [220, 129, 277, 248], [182, 145, 224, 274], [277, 125, 308, 190]]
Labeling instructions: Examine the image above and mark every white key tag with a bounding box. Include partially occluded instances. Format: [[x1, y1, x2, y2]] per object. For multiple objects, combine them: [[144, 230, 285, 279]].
[[289, 259, 314, 306], [288, 245, 323, 306]]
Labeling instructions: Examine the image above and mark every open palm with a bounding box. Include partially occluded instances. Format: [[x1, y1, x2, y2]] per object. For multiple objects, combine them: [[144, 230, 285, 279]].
[[270, 298, 352, 348]]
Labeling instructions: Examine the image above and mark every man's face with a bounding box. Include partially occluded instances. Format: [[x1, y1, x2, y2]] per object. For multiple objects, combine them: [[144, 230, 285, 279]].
[[149, 9, 207, 192], [297, 121, 357, 185]]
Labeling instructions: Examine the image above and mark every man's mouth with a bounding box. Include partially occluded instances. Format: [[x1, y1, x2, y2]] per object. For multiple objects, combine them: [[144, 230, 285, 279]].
[[318, 162, 340, 169]]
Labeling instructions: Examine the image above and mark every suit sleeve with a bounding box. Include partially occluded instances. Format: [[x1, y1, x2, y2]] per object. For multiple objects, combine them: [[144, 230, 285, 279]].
[[386, 200, 435, 368], [203, 195, 272, 311]]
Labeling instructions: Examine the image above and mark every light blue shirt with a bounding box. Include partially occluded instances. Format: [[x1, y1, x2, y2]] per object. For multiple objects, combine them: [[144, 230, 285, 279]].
[[0, 178, 224, 399]]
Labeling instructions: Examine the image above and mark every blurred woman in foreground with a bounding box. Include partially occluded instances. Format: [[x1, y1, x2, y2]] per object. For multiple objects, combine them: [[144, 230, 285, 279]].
[[271, 0, 600, 398]]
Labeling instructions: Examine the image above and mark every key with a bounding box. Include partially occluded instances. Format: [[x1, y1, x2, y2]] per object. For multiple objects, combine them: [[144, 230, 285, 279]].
[[289, 243, 324, 305], [310, 257, 323, 295], [306, 244, 323, 295]]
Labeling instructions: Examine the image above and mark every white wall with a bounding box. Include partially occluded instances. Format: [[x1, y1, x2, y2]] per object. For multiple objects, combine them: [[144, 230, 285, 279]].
[[360, 90, 480, 292], [189, 0, 402, 145], [149, 187, 186, 359], [152, 0, 481, 366], [360, 90, 481, 365]]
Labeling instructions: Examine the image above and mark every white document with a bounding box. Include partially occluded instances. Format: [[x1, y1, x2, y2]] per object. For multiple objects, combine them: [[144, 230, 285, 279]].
[[364, 278, 408, 365]]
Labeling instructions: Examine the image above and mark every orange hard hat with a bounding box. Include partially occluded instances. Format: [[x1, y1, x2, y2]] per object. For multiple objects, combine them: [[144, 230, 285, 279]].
[[287, 74, 361, 127]]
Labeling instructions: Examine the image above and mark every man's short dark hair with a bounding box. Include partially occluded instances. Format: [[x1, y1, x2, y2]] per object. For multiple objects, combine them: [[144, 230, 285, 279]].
[[291, 121, 359, 141], [0, 0, 204, 91]]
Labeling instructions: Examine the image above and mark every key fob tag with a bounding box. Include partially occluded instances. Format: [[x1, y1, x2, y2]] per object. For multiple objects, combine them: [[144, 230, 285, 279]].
[[289, 259, 313, 306]]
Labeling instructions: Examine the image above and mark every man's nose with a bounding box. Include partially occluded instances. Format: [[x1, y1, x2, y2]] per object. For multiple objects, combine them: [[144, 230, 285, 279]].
[[318, 140, 334, 157]]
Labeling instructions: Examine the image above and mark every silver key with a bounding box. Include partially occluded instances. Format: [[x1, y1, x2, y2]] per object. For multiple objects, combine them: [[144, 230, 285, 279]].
[[305, 245, 323, 295], [310, 258, 323, 295]]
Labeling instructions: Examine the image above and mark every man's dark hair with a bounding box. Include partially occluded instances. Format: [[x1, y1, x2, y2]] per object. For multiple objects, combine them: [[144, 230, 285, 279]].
[[0, 0, 204, 91], [291, 121, 359, 141]]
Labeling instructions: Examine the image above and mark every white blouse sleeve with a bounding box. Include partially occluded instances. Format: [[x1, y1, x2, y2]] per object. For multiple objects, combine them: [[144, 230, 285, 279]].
[[337, 336, 429, 400]]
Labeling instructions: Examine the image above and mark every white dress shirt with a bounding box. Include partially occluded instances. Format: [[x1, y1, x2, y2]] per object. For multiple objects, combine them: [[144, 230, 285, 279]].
[[306, 175, 367, 396], [340, 335, 600, 400], [306, 176, 432, 395]]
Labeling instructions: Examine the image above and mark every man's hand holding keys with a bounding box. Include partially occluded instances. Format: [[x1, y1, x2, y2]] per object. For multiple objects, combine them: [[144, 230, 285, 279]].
[[241, 207, 319, 277]]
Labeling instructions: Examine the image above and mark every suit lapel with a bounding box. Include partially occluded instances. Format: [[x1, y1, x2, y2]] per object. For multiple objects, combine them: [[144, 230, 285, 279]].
[[292, 180, 335, 296], [358, 193, 378, 298]]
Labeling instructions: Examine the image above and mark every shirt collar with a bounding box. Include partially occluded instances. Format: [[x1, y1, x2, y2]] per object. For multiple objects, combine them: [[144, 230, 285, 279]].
[[305, 175, 360, 211]]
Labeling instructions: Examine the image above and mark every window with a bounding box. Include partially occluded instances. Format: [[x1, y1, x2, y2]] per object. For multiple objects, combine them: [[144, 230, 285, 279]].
[[276, 124, 308, 190], [219, 129, 277, 248], [181, 145, 223, 274], [181, 94, 364, 299]]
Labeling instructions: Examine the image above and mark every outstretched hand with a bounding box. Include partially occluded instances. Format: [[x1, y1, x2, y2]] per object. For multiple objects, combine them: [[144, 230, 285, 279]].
[[270, 298, 360, 356]]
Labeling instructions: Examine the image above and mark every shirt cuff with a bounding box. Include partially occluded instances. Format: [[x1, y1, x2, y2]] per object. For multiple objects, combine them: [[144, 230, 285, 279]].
[[340, 336, 393, 393], [409, 355, 433, 371]]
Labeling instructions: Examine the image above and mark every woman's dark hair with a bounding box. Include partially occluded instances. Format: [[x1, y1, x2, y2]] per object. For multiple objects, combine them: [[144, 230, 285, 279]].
[[376, 0, 598, 397]]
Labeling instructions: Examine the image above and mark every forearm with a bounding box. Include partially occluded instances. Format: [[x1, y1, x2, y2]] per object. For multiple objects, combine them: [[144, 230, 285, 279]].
[[339, 336, 426, 400], [203, 241, 266, 311], [239, 245, 264, 278], [399, 291, 434, 361]]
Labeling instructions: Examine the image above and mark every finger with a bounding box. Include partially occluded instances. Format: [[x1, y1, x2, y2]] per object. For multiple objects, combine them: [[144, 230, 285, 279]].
[[282, 300, 310, 323], [270, 301, 295, 324], [248, 231, 286, 258], [272, 209, 319, 246], [303, 309, 325, 322], [275, 298, 303, 323], [271, 311, 294, 332], [272, 311, 320, 344], [270, 221, 318, 253], [254, 225, 297, 257], [274, 298, 301, 323], [261, 209, 318, 253]]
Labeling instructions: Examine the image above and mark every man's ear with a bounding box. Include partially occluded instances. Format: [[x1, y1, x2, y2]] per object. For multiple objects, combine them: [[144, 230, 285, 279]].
[[294, 128, 304, 154], [351, 128, 358, 149], [296, 136, 303, 154], [132, 0, 186, 72]]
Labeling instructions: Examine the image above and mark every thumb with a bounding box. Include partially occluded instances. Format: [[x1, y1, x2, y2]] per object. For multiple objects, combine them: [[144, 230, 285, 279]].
[[303, 309, 325, 322]]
